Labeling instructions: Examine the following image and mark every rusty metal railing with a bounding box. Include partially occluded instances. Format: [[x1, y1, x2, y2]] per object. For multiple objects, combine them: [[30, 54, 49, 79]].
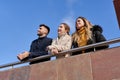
[[0, 37, 120, 69]]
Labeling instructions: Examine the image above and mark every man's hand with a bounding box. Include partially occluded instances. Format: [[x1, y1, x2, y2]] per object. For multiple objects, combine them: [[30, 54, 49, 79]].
[[17, 51, 30, 61]]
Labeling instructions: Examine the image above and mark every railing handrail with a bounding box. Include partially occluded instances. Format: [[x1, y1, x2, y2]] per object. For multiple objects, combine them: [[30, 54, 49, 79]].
[[0, 37, 120, 69]]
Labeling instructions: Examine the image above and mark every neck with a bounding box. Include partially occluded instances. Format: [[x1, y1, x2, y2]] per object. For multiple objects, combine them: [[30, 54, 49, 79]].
[[77, 27, 86, 34], [58, 33, 67, 38], [39, 34, 47, 38]]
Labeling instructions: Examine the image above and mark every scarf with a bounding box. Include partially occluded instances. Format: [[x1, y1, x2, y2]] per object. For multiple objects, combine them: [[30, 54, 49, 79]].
[[77, 27, 87, 47], [76, 27, 87, 53]]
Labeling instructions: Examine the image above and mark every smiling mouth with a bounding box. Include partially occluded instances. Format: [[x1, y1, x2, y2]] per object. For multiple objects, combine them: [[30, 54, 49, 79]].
[[58, 29, 61, 32]]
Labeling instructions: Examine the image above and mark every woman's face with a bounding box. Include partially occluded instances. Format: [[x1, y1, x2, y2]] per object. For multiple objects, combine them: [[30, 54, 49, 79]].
[[76, 18, 85, 29], [58, 24, 66, 36]]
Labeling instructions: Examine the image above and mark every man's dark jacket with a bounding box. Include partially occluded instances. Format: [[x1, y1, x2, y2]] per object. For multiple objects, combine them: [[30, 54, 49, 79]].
[[28, 36, 52, 64]]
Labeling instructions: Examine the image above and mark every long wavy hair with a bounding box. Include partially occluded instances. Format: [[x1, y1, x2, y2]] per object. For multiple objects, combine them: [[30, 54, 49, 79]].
[[72, 16, 93, 42]]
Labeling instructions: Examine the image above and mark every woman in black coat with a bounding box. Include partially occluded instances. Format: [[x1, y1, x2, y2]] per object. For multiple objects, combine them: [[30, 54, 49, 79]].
[[72, 16, 109, 55]]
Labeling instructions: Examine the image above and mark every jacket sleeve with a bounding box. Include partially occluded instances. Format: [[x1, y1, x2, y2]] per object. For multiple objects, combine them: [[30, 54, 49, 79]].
[[94, 31, 109, 50], [29, 51, 48, 58], [94, 31, 107, 42]]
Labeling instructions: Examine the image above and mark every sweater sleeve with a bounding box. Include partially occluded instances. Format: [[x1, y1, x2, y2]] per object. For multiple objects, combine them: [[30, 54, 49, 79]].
[[50, 36, 72, 52], [56, 37, 72, 51]]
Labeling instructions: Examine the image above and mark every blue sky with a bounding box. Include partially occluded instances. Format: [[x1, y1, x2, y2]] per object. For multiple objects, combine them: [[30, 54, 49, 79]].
[[0, 0, 120, 65]]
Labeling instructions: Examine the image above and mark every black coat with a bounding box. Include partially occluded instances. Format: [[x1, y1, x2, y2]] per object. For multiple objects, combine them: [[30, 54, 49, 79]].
[[92, 25, 109, 50], [72, 25, 109, 55]]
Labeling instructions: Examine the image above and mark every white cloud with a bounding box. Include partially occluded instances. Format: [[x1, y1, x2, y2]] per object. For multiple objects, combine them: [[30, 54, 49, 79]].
[[61, 11, 75, 33], [67, 0, 78, 5], [61, 0, 80, 33], [66, 0, 78, 7]]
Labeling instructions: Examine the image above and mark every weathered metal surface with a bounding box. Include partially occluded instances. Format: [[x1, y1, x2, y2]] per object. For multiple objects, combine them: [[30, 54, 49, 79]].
[[9, 66, 30, 80], [91, 47, 120, 80], [0, 70, 11, 80], [29, 54, 93, 80], [56, 54, 93, 80], [29, 61, 57, 80], [0, 47, 120, 80], [114, 0, 120, 28]]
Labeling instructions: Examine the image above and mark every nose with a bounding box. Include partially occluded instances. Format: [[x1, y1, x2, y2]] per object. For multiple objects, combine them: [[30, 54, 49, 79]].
[[58, 27, 61, 31], [58, 27, 61, 29], [38, 28, 41, 30], [58, 28, 61, 32], [37, 29, 39, 31], [37, 29, 41, 32]]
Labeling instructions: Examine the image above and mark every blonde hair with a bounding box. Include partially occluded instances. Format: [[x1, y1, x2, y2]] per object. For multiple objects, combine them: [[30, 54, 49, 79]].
[[72, 17, 93, 42]]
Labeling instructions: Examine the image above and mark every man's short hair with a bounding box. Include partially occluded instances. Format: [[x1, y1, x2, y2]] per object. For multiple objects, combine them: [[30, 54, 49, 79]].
[[39, 24, 50, 34]]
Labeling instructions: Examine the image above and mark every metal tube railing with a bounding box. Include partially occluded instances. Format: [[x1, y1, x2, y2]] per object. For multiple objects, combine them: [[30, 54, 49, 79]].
[[0, 37, 120, 69]]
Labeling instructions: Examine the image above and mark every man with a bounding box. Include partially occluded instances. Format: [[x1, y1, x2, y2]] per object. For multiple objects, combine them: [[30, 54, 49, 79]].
[[17, 24, 52, 64]]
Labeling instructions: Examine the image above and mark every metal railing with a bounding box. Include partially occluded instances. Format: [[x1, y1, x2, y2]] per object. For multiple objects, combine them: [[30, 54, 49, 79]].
[[0, 37, 120, 69]]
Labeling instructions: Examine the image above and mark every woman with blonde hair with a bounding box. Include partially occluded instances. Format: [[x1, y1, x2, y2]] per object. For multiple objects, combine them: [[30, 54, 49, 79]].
[[47, 23, 72, 58], [72, 16, 109, 55]]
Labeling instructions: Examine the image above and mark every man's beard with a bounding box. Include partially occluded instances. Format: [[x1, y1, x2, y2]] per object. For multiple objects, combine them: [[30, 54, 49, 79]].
[[37, 33, 42, 36]]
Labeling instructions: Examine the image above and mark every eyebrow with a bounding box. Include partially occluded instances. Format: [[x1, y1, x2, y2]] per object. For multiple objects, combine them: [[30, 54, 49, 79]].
[[39, 27, 42, 29], [59, 26, 63, 27]]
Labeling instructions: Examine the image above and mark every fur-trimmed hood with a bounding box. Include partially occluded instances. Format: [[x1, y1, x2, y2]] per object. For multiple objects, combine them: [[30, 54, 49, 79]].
[[92, 25, 103, 33]]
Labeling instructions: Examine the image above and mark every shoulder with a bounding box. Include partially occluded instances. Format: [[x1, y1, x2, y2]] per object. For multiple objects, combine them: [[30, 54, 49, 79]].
[[72, 32, 76, 36], [32, 39, 38, 43], [30, 39, 38, 45], [92, 25, 103, 33], [64, 34, 72, 40], [66, 34, 71, 37], [46, 37, 52, 40], [45, 37, 52, 42]]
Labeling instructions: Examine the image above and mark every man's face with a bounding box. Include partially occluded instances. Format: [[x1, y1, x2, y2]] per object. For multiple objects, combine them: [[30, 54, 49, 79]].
[[37, 26, 48, 36]]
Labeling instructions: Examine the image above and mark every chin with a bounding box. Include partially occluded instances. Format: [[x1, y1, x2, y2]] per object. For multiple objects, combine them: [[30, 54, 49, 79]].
[[37, 34, 40, 36], [58, 32, 61, 34]]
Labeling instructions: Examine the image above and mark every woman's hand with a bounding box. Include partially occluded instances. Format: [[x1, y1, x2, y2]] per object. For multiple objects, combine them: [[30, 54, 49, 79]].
[[51, 48, 58, 55]]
